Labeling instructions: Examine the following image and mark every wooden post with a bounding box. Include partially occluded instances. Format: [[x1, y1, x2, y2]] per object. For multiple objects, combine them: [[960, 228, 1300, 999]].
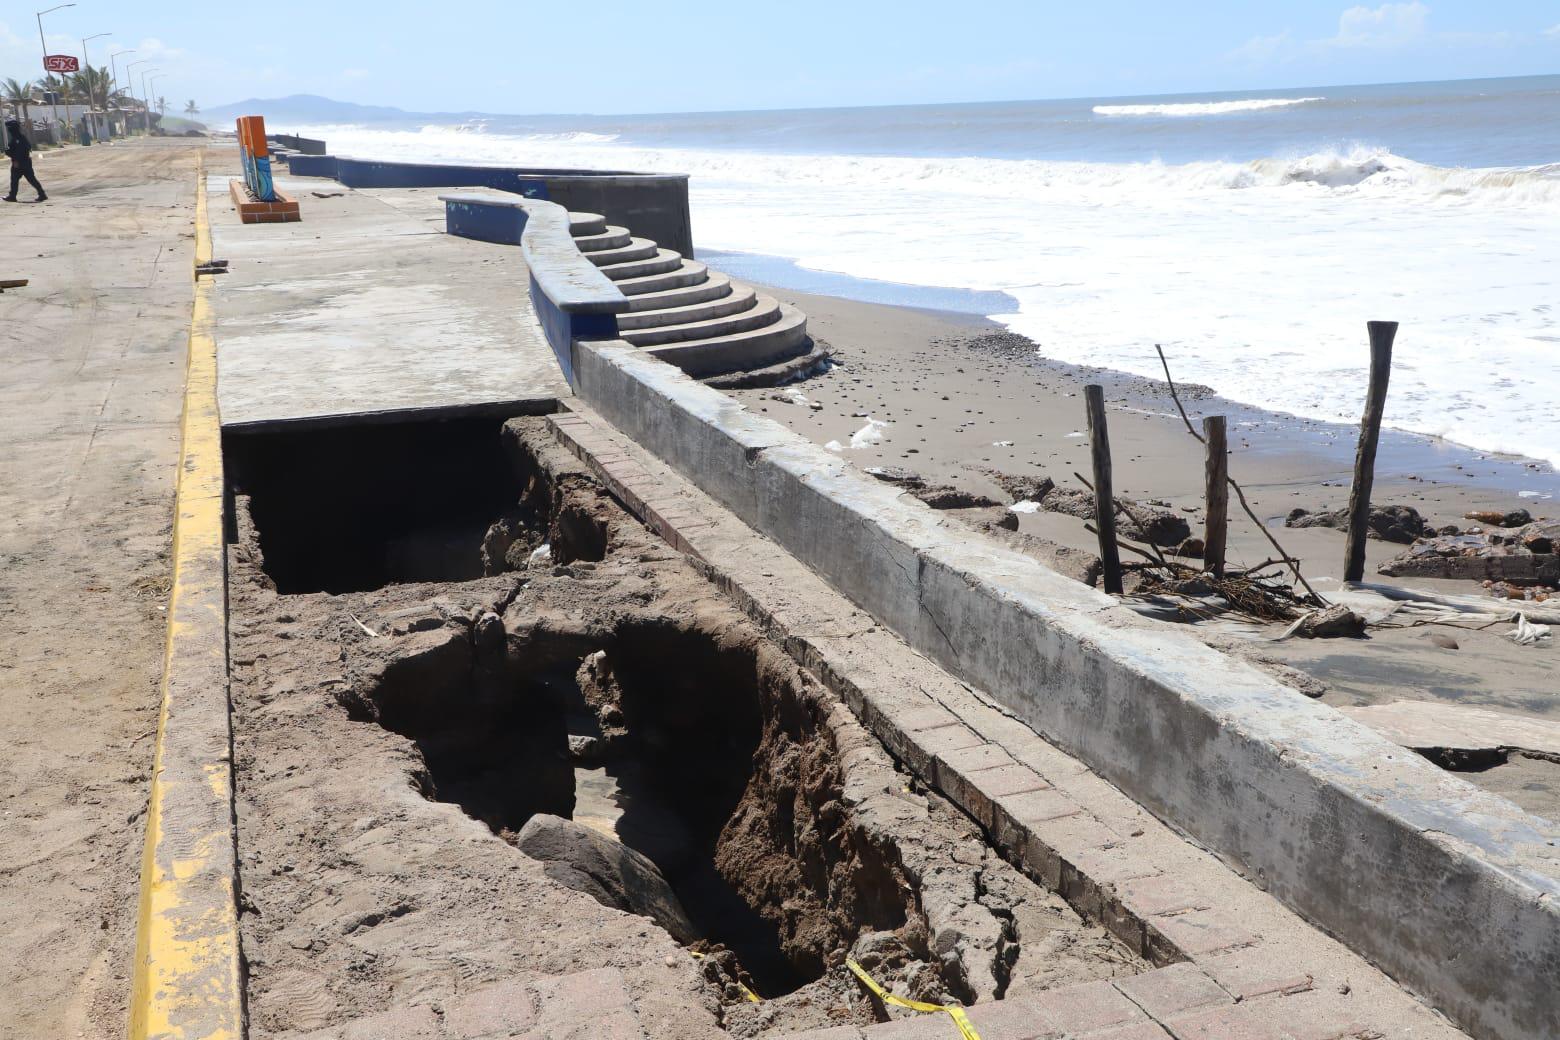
[[1344, 321, 1398, 583], [1202, 415, 1228, 578], [1084, 384, 1123, 594]]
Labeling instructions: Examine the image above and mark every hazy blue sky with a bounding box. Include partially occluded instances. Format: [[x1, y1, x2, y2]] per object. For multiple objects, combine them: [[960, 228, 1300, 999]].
[[4, 1, 1557, 114]]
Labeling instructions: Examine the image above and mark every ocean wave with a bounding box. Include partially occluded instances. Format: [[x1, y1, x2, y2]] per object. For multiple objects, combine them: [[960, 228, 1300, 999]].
[[1093, 97, 1324, 117], [304, 126, 1560, 209]]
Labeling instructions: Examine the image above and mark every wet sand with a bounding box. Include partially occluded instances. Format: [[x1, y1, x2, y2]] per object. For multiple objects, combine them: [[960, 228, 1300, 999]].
[[722, 278, 1560, 818]]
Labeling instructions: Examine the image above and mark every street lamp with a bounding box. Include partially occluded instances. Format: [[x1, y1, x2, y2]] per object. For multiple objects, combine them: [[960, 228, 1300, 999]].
[[81, 32, 110, 138], [145, 72, 164, 132], [35, 4, 77, 132], [127, 59, 151, 133], [109, 49, 134, 136]]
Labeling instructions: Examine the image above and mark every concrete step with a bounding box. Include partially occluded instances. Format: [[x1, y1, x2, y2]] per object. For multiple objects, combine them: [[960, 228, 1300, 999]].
[[621, 293, 783, 347], [567, 211, 606, 236], [572, 225, 632, 252], [585, 237, 660, 267], [617, 282, 756, 330], [613, 258, 709, 296], [620, 271, 733, 312], [599, 248, 684, 281], [645, 303, 810, 377]]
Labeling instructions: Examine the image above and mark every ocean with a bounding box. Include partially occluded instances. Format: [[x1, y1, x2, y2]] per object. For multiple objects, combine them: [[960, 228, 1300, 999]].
[[292, 76, 1560, 468]]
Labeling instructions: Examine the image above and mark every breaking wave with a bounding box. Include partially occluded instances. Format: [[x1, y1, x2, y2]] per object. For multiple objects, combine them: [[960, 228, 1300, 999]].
[[1093, 97, 1325, 117]]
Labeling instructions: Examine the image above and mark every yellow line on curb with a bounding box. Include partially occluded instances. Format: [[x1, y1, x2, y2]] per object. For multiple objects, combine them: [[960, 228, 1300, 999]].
[[129, 150, 244, 1040]]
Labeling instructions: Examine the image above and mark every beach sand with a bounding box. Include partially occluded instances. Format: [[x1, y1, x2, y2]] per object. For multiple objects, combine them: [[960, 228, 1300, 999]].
[[724, 281, 1560, 817]]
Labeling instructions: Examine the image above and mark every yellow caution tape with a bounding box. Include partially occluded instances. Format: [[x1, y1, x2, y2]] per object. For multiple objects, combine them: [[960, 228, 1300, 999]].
[[846, 958, 982, 1040], [689, 950, 762, 1003]]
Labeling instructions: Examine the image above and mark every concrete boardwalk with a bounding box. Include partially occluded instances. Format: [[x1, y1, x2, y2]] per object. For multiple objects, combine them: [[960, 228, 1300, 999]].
[[0, 138, 204, 1040], [207, 155, 563, 431]]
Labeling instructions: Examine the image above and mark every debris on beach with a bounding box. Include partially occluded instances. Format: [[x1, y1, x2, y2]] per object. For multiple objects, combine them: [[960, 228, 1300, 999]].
[[1464, 508, 1532, 529], [1285, 504, 1432, 544], [1283, 604, 1368, 640], [1034, 485, 1191, 547], [1378, 519, 1558, 584]]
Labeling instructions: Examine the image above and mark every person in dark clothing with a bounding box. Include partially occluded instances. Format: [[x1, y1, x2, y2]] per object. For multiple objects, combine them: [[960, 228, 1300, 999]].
[[4, 119, 47, 202]]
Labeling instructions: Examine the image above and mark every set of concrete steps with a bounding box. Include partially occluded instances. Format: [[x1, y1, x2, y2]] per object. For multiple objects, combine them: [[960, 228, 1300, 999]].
[[568, 212, 815, 379]]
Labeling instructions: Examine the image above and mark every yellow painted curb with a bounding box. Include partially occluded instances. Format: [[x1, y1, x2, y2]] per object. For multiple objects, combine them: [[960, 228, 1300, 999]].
[[129, 151, 244, 1040]]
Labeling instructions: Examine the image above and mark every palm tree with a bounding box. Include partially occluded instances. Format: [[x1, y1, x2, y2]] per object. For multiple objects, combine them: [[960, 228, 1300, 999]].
[[71, 66, 111, 110], [184, 99, 198, 117], [156, 96, 167, 116], [1, 78, 34, 125]]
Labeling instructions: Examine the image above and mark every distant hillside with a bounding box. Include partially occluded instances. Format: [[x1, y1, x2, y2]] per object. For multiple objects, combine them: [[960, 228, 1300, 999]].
[[201, 94, 421, 126]]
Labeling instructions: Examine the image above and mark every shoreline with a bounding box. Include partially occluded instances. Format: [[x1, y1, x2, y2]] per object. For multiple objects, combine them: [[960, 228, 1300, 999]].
[[701, 247, 1558, 503]]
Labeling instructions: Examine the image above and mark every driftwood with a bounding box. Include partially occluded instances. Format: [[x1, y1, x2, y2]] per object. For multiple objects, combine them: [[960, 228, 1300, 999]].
[[1154, 345, 1326, 606]]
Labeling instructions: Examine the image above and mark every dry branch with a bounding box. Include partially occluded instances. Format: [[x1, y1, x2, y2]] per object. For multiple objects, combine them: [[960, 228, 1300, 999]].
[[1154, 345, 1326, 606]]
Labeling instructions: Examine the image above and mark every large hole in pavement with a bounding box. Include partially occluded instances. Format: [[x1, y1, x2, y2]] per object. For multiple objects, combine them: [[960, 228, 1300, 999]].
[[234, 417, 1146, 1032], [346, 610, 905, 998], [226, 417, 525, 595]]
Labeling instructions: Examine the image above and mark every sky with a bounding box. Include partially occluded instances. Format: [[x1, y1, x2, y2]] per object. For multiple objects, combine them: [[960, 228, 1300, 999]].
[[2, 1, 1557, 115]]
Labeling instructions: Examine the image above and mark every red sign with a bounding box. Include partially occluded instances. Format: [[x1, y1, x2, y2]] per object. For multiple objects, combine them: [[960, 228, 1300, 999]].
[[43, 55, 79, 73]]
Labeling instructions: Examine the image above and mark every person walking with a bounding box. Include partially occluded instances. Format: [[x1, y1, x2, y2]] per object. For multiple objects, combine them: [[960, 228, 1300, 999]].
[[4, 119, 48, 203]]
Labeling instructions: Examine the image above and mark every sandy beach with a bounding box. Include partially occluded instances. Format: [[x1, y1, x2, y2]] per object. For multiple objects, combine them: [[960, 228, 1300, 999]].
[[723, 277, 1560, 817]]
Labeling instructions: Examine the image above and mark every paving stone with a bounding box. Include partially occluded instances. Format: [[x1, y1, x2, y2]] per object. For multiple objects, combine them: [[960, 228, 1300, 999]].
[[1113, 963, 1232, 1021], [1087, 1025, 1175, 1040], [442, 976, 539, 1037], [1115, 875, 1210, 918], [1031, 979, 1147, 1034], [1163, 990, 1377, 1040], [1149, 908, 1260, 957], [898, 722, 986, 776], [1196, 945, 1317, 1002], [938, 742, 1017, 775]]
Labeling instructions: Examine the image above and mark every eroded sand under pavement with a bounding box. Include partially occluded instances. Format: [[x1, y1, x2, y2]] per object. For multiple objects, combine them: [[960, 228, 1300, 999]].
[[228, 418, 1141, 1038]]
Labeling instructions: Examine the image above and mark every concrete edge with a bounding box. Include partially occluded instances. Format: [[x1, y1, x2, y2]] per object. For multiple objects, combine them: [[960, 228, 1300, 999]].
[[569, 339, 1560, 1040], [439, 191, 628, 314], [129, 152, 244, 1040], [219, 397, 559, 436]]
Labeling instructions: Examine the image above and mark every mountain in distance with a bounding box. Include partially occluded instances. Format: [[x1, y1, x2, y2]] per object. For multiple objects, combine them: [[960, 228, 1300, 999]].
[[201, 94, 435, 126]]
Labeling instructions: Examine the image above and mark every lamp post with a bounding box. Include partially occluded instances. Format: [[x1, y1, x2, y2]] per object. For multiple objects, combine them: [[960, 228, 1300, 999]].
[[35, 3, 77, 133], [146, 73, 163, 132], [127, 60, 152, 133], [109, 49, 134, 137], [81, 32, 109, 139]]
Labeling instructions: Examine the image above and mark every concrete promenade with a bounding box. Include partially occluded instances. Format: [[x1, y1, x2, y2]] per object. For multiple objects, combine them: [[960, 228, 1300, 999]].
[[0, 139, 205, 1040], [208, 174, 562, 431]]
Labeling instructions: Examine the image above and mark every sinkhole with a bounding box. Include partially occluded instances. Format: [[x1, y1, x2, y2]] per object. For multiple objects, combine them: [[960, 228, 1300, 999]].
[[225, 416, 526, 595]]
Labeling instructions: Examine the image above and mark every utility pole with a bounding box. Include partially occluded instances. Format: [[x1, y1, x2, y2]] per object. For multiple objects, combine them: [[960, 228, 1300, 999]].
[[146, 73, 164, 132], [36, 4, 77, 134], [82, 32, 110, 138], [126, 59, 150, 134], [110, 49, 135, 137]]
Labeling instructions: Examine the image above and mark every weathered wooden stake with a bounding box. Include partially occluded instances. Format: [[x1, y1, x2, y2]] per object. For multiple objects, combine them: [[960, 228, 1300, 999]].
[[1084, 384, 1123, 594], [1202, 415, 1228, 578], [1344, 321, 1398, 583]]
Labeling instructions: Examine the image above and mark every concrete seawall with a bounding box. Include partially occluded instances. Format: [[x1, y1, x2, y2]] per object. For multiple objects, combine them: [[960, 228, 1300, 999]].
[[564, 336, 1560, 1040], [284, 155, 694, 256]]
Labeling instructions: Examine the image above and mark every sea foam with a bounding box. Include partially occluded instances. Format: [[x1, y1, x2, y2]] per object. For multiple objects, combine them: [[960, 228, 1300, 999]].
[[1093, 97, 1325, 117]]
